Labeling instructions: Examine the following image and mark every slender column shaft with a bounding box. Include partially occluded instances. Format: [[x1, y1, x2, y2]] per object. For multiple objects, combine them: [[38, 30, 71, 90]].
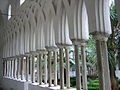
[[3, 60, 5, 76], [48, 51, 52, 87], [21, 57, 23, 80], [81, 46, 88, 90], [6, 61, 8, 76], [15, 59, 17, 78], [26, 56, 29, 81], [65, 47, 70, 88], [5, 61, 6, 76], [74, 45, 81, 90], [96, 40, 111, 90], [11, 60, 13, 78], [10, 60, 12, 78], [2, 60, 5, 76], [31, 55, 35, 83], [4, 61, 6, 76], [37, 53, 43, 85], [5, 61, 7, 76], [59, 48, 64, 89], [37, 54, 40, 83], [53, 51, 57, 86], [8, 60, 10, 77], [44, 54, 47, 84], [13, 59, 15, 78], [19, 58, 21, 79], [17, 58, 19, 79], [3, 61, 4, 76], [9, 60, 11, 77]]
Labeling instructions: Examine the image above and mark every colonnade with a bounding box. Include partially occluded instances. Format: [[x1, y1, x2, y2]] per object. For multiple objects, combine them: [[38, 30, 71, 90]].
[[1, 0, 112, 90], [3, 48, 76, 89]]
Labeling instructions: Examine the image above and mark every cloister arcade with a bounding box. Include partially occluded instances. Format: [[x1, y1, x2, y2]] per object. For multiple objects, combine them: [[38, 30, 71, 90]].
[[0, 0, 119, 90]]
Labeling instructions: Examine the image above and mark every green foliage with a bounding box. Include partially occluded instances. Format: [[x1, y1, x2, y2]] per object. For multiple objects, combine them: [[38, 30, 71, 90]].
[[108, 3, 120, 74], [86, 36, 97, 68]]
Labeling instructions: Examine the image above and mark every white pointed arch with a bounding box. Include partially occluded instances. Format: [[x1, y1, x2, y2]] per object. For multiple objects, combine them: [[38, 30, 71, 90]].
[[43, 0, 57, 49], [33, 7, 46, 51], [78, 1, 89, 40], [63, 0, 79, 40], [85, 0, 111, 36], [53, 0, 72, 46]]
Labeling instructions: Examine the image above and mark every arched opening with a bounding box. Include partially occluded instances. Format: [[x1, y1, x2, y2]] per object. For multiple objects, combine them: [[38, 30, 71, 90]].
[[8, 5, 11, 20], [20, 0, 25, 6]]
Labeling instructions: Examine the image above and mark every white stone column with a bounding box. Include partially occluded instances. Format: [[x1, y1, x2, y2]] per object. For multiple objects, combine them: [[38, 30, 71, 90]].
[[3, 60, 5, 76], [5, 60, 7, 76], [15, 58, 17, 78], [6, 60, 8, 77], [26, 56, 29, 81], [13, 59, 15, 78], [17, 58, 19, 79], [53, 50, 57, 86], [11, 60, 14, 78], [44, 52, 48, 84], [81, 44, 88, 90], [4, 60, 6, 76], [74, 45, 81, 90], [65, 47, 70, 88], [9, 60, 11, 77], [21, 57, 23, 80], [37, 53, 43, 85], [19, 57, 21, 79], [59, 48, 64, 89], [11, 60, 13, 78], [95, 39, 111, 90], [48, 51, 52, 87], [31, 55, 35, 83], [8, 60, 10, 77]]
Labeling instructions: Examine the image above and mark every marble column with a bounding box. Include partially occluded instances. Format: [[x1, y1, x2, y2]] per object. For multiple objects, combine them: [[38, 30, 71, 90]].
[[19, 57, 21, 79], [48, 51, 52, 87], [11, 60, 13, 78], [15, 58, 17, 78], [26, 56, 29, 81], [59, 48, 64, 89], [96, 39, 111, 90], [7, 60, 9, 77], [53, 50, 57, 86], [65, 47, 70, 88], [37, 53, 43, 85], [31, 55, 35, 83], [74, 45, 81, 90], [81, 45, 88, 90], [21, 57, 23, 80], [13, 59, 15, 78], [44, 53, 48, 84]]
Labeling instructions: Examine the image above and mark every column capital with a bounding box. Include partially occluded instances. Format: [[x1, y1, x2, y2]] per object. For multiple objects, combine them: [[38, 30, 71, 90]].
[[71, 39, 86, 46], [46, 46, 58, 51], [92, 32, 109, 41]]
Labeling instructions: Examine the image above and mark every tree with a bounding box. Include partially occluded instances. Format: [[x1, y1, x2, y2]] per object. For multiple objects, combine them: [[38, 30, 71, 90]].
[[107, 3, 120, 90]]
